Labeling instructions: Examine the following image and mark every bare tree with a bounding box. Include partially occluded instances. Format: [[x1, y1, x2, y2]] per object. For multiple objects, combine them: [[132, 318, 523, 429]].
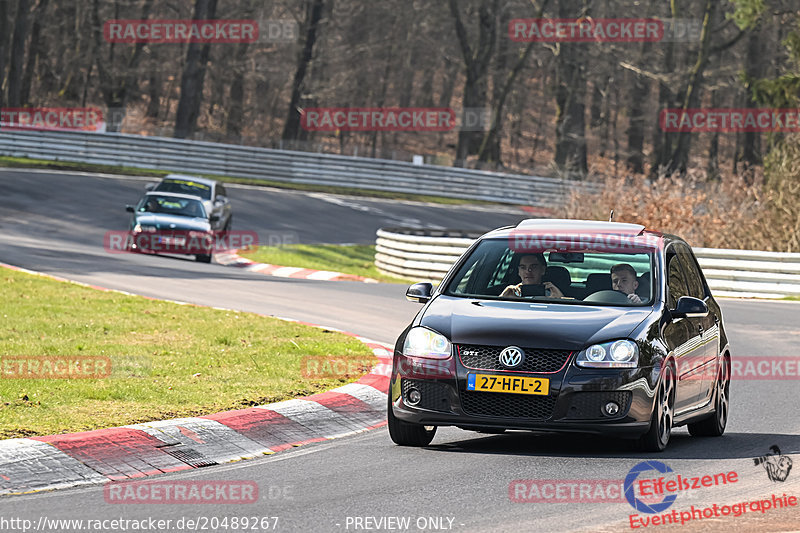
[[282, 0, 325, 141], [174, 0, 219, 138], [7, 0, 31, 107]]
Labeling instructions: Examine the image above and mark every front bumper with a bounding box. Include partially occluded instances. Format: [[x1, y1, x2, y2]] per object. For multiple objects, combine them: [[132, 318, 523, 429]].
[[389, 352, 658, 437], [128, 231, 213, 255]]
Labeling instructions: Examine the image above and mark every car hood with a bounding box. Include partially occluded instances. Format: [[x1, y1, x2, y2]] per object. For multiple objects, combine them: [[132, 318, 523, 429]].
[[419, 295, 653, 351], [134, 213, 210, 232]]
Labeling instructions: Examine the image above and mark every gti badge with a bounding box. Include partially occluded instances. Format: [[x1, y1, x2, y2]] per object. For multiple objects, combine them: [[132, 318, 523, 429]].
[[499, 346, 525, 368]]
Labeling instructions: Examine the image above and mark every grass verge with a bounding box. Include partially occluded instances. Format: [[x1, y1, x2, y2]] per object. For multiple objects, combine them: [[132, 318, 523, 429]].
[[0, 267, 376, 438], [0, 155, 494, 206], [238, 244, 414, 284]]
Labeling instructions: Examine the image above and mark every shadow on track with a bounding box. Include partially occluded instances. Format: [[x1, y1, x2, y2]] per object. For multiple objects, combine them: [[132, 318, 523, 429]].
[[422, 430, 799, 460]]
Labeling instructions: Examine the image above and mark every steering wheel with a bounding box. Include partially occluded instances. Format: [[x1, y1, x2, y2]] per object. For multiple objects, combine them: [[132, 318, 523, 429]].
[[583, 290, 631, 304]]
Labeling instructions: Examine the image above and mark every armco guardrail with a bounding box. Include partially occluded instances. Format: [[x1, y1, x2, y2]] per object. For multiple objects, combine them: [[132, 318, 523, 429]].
[[375, 228, 800, 299], [0, 129, 600, 206]]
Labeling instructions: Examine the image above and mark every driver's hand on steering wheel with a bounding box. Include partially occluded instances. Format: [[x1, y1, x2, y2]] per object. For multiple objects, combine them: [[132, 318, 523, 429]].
[[627, 293, 643, 304], [543, 282, 564, 298], [500, 283, 523, 298]]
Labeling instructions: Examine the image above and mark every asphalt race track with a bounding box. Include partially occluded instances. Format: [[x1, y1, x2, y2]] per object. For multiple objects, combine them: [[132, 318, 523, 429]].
[[0, 168, 799, 532]]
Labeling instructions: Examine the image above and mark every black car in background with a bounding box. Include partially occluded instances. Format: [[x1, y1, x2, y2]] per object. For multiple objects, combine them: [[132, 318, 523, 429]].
[[146, 174, 232, 232], [389, 219, 731, 452]]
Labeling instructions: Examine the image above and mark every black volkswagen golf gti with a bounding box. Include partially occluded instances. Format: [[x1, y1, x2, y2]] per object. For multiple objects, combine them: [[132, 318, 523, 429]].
[[388, 220, 731, 451]]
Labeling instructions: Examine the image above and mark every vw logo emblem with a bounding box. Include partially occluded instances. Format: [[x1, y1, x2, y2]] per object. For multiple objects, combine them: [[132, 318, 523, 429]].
[[499, 346, 525, 368]]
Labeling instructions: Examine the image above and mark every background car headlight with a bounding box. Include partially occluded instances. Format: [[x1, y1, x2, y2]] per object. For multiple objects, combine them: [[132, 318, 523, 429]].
[[133, 224, 156, 233], [576, 340, 638, 368], [403, 327, 451, 359]]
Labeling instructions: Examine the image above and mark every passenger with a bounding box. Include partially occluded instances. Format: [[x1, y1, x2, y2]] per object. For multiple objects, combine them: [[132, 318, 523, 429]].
[[501, 253, 564, 298], [611, 263, 643, 304]]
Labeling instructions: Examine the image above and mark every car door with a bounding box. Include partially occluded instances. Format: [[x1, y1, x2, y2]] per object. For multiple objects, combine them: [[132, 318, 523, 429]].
[[213, 184, 231, 230], [676, 243, 719, 405], [663, 247, 704, 411]]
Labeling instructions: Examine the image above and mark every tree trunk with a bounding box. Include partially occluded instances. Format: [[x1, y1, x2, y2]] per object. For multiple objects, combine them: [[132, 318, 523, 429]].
[[282, 0, 325, 141], [666, 0, 717, 175], [92, 0, 152, 132], [449, 0, 497, 167], [437, 60, 459, 108], [625, 43, 651, 174], [553, 0, 588, 176], [20, 0, 49, 106], [145, 70, 160, 119], [0, 0, 8, 109], [174, 0, 219, 139], [7, 0, 31, 107], [738, 23, 765, 182], [226, 40, 250, 138]]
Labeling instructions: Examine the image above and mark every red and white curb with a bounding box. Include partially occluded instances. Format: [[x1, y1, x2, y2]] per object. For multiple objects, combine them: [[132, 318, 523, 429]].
[[0, 262, 393, 496], [215, 250, 379, 283]]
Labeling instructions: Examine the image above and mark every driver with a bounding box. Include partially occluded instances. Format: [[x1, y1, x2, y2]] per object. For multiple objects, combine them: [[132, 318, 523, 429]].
[[501, 253, 564, 298], [611, 263, 643, 304]]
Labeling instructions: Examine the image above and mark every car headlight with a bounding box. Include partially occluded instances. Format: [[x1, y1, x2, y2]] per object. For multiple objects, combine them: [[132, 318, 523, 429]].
[[402, 327, 451, 359], [133, 224, 156, 233], [576, 340, 638, 368]]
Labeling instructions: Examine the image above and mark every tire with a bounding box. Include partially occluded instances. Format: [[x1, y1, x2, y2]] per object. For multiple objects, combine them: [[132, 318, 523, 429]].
[[195, 254, 212, 263], [638, 363, 676, 452], [388, 397, 436, 447], [222, 217, 232, 235], [688, 356, 730, 437]]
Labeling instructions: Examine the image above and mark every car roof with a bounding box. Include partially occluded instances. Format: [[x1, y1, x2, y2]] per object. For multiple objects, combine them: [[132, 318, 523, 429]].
[[161, 174, 218, 187], [143, 191, 204, 202], [481, 218, 668, 248], [516, 218, 645, 232]]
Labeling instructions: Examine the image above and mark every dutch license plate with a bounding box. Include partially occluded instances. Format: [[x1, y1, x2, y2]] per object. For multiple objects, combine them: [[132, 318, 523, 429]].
[[466, 373, 549, 395]]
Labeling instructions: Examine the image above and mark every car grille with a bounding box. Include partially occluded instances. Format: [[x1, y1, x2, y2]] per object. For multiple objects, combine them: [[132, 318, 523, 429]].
[[563, 391, 632, 420], [460, 390, 557, 420], [457, 345, 572, 373], [401, 378, 450, 412]]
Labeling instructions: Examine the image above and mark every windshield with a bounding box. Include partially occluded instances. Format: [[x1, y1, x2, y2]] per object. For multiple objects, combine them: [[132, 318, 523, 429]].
[[444, 238, 654, 306], [154, 179, 212, 200], [137, 195, 207, 218]]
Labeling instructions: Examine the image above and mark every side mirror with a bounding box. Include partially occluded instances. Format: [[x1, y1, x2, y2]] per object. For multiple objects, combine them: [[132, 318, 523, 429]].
[[406, 282, 433, 304], [209, 215, 220, 222], [144, 183, 156, 191], [125, 205, 134, 212], [671, 296, 708, 319], [215, 195, 227, 204]]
